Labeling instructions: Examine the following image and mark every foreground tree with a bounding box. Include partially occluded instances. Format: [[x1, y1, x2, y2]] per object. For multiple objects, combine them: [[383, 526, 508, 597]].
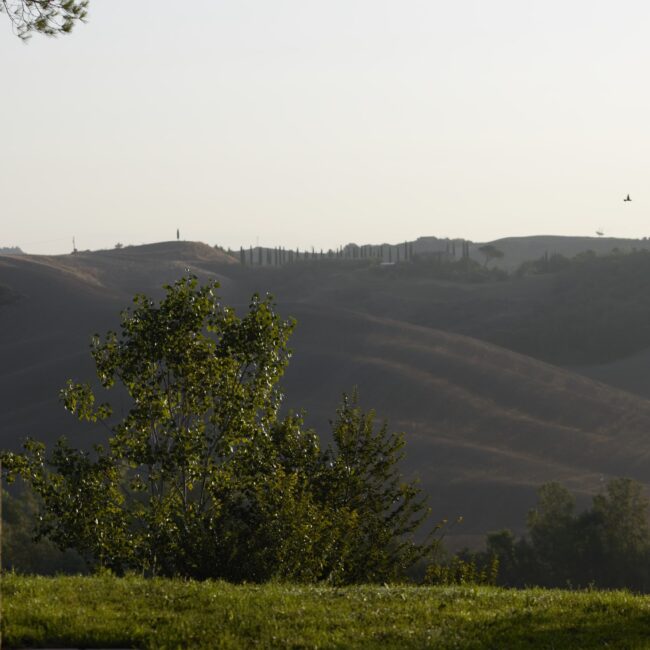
[[1, 0, 88, 39], [318, 394, 437, 582], [3, 276, 436, 582]]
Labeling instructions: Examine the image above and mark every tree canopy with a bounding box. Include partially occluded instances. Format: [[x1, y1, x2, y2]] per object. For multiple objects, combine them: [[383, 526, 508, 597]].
[[477, 478, 650, 591], [3, 276, 438, 582], [478, 244, 504, 268], [1, 0, 88, 39]]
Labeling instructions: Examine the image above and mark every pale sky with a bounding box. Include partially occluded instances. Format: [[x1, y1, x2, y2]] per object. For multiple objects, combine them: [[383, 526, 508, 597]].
[[2, 1, 650, 254]]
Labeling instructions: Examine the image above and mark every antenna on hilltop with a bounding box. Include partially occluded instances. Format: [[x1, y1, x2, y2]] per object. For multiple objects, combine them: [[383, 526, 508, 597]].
[[72, 236, 77, 253], [176, 229, 180, 241]]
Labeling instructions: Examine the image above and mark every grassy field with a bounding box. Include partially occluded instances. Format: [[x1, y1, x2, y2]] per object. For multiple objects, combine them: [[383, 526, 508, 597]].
[[4, 575, 650, 649]]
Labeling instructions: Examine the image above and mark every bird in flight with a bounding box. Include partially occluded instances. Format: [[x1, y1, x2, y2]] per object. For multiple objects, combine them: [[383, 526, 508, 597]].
[[624, 194, 632, 202]]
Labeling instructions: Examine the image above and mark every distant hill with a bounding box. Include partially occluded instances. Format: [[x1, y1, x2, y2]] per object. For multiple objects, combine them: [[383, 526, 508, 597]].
[[277, 234, 650, 273], [478, 235, 650, 271], [3, 241, 650, 547], [407, 234, 650, 271], [231, 248, 650, 366], [0, 246, 24, 255], [7, 241, 238, 294]]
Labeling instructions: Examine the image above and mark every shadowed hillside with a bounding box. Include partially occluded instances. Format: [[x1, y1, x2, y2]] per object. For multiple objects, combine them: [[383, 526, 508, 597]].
[[279, 305, 650, 542], [233, 248, 650, 367], [570, 349, 650, 400], [2, 242, 650, 545]]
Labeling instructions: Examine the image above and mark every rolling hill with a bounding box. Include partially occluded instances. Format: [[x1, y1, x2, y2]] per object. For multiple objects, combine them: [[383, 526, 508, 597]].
[[476, 235, 650, 271], [337, 234, 650, 272], [2, 241, 650, 547]]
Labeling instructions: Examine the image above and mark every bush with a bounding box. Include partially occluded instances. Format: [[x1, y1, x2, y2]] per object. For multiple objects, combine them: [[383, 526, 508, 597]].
[[424, 554, 499, 586]]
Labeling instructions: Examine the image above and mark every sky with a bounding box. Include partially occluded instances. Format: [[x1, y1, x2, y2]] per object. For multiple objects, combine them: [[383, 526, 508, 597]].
[[2, 1, 650, 255]]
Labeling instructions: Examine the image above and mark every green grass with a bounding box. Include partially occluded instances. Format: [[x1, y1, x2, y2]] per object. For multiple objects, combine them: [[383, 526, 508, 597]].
[[4, 575, 650, 649]]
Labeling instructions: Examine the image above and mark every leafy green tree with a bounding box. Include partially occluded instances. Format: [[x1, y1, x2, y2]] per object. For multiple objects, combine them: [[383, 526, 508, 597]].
[[4, 277, 299, 577], [316, 393, 440, 582], [592, 478, 650, 558], [590, 478, 650, 589], [483, 529, 533, 587], [481, 478, 650, 591], [1, 0, 88, 39], [526, 482, 576, 584], [3, 276, 436, 583]]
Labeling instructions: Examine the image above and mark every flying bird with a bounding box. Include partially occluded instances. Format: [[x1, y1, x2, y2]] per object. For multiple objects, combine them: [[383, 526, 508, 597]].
[[624, 194, 632, 202]]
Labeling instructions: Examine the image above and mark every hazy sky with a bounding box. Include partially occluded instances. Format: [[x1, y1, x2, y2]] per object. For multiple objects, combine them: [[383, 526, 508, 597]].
[[2, 1, 650, 254]]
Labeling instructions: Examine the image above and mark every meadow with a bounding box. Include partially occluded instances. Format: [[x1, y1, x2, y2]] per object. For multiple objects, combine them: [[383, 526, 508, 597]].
[[4, 574, 650, 649]]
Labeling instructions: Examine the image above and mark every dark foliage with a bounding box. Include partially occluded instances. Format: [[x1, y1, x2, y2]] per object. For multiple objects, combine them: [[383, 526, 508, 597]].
[[501, 250, 650, 364], [374, 255, 509, 283], [470, 478, 650, 591], [2, 489, 86, 574]]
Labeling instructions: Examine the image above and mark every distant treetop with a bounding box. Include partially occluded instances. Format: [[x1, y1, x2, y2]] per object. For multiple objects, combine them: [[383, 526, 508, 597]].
[[0, 246, 24, 255]]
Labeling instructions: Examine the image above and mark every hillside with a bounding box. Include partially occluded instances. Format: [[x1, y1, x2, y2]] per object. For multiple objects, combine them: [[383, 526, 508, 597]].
[[478, 235, 650, 271], [238, 249, 650, 366], [17, 241, 238, 293], [280, 305, 650, 540], [3, 242, 650, 546], [335, 234, 650, 272]]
